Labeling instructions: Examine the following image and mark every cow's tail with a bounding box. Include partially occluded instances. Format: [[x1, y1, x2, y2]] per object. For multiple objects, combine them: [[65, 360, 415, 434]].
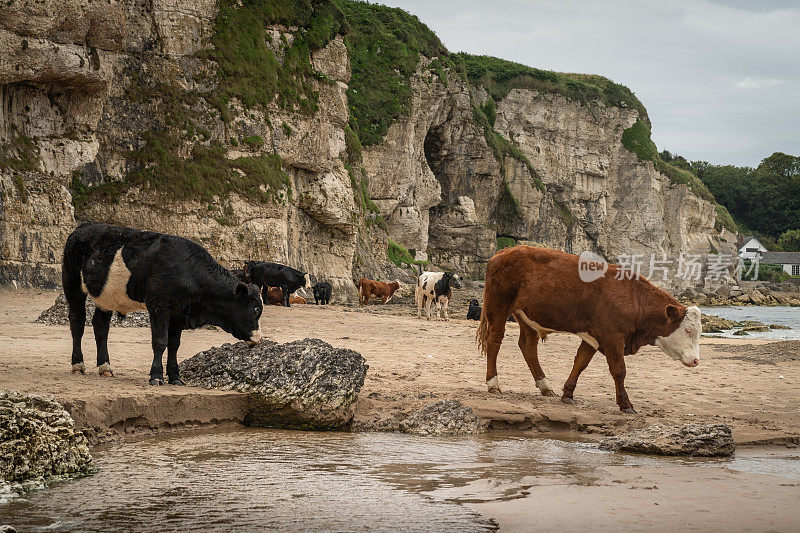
[[61, 227, 85, 297], [476, 305, 490, 357]]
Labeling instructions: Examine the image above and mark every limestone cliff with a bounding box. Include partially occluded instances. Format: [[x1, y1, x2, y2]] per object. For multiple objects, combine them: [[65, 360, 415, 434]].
[[0, 0, 734, 297]]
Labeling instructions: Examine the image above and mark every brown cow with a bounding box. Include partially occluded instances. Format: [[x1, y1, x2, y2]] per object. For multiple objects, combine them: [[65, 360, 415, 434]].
[[476, 246, 701, 414], [264, 286, 284, 305], [359, 278, 401, 305], [264, 286, 307, 305]]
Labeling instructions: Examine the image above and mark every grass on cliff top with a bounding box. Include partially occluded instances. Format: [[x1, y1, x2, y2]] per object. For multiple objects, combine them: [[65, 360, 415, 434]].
[[458, 53, 650, 125], [336, 0, 452, 145], [620, 118, 736, 233], [202, 0, 347, 118]]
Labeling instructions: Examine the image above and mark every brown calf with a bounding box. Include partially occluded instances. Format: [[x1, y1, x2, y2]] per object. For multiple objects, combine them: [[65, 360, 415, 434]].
[[359, 278, 400, 305], [476, 246, 701, 413], [264, 286, 307, 305]]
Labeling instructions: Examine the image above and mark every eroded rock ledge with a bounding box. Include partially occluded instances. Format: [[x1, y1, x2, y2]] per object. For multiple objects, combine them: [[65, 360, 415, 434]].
[[600, 423, 735, 457], [179, 338, 368, 430], [0, 390, 93, 499]]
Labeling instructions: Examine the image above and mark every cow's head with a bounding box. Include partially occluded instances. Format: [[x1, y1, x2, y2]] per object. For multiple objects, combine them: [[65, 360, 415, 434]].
[[468, 298, 479, 309], [654, 305, 701, 367], [217, 282, 263, 345], [448, 273, 462, 289]]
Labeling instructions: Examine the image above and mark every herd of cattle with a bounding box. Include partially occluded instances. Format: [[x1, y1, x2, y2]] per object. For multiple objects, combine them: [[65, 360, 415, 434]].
[[61, 222, 702, 412]]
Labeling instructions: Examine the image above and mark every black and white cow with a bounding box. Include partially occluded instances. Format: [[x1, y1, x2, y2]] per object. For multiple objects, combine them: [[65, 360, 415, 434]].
[[467, 298, 482, 320], [313, 281, 332, 305], [415, 271, 462, 320], [242, 260, 312, 307], [62, 222, 264, 385]]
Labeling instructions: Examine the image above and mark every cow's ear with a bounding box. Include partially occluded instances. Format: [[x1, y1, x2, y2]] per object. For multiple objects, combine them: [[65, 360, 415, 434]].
[[235, 282, 249, 298], [665, 304, 681, 321]]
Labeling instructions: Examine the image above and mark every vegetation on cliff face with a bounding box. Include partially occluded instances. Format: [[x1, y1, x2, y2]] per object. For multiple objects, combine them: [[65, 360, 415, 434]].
[[336, 0, 451, 146], [620, 119, 736, 233], [0, 129, 39, 202], [203, 0, 348, 118]]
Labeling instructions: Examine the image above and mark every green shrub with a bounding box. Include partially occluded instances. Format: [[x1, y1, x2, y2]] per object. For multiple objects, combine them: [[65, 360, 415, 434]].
[[243, 135, 264, 149], [496, 236, 516, 250], [344, 123, 363, 163], [741, 260, 789, 283], [387, 238, 428, 267]]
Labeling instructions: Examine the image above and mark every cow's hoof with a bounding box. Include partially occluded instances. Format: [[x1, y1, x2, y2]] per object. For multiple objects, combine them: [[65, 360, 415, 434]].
[[541, 389, 558, 397], [149, 378, 164, 386], [98, 363, 114, 377], [561, 397, 575, 405], [168, 379, 185, 386], [621, 407, 637, 414], [71, 363, 86, 374], [487, 386, 502, 394]]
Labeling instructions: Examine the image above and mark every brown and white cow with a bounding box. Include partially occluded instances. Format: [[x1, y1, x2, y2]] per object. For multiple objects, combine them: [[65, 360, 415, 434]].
[[359, 278, 401, 305], [476, 246, 701, 414]]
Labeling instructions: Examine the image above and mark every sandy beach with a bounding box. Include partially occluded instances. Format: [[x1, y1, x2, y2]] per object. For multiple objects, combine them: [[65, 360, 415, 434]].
[[1, 288, 799, 446]]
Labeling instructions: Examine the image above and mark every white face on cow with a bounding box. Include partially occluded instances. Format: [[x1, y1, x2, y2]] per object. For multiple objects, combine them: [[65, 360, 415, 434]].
[[655, 305, 701, 367]]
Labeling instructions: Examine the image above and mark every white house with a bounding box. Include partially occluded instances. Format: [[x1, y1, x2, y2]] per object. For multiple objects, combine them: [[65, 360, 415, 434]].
[[737, 236, 768, 260], [761, 252, 800, 277]]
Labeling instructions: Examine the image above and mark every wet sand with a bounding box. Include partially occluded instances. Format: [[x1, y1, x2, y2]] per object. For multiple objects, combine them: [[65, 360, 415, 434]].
[[1, 289, 800, 445]]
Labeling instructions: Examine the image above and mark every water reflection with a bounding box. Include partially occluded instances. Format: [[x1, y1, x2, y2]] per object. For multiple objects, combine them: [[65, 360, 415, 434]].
[[3, 429, 798, 532]]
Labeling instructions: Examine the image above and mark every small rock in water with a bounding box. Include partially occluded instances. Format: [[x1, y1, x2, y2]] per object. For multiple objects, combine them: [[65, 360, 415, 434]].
[[399, 400, 484, 436], [179, 338, 368, 430], [599, 423, 734, 457]]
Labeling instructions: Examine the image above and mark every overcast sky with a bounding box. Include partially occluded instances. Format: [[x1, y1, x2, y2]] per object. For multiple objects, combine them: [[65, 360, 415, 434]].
[[380, 0, 799, 167]]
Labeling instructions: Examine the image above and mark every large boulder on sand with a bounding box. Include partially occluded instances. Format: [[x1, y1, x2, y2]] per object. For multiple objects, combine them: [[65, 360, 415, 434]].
[[1, 390, 93, 497], [399, 400, 485, 436], [600, 423, 734, 457], [179, 339, 368, 430]]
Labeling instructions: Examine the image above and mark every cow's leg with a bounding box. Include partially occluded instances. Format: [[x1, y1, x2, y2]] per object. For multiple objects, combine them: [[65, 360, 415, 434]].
[[561, 341, 597, 404], [282, 287, 290, 307], [604, 346, 635, 413], [516, 316, 555, 396], [425, 296, 433, 320], [442, 298, 449, 321], [166, 318, 184, 385], [66, 291, 87, 374], [484, 315, 507, 393], [92, 308, 114, 377], [148, 309, 170, 386], [416, 288, 423, 318]]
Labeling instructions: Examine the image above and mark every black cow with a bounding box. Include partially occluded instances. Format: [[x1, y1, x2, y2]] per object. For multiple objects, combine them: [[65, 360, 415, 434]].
[[230, 268, 246, 282], [63, 222, 264, 385], [243, 260, 312, 307], [313, 281, 332, 305], [467, 299, 482, 320], [466, 298, 515, 322]]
